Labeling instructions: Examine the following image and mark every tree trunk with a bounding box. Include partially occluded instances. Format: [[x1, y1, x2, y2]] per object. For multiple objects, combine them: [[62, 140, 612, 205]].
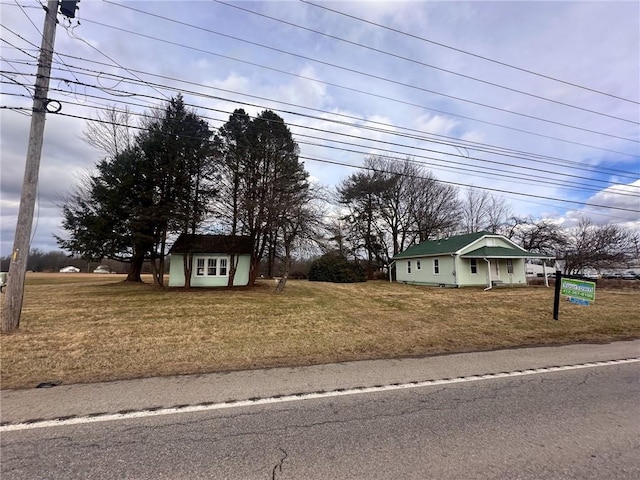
[[126, 254, 144, 282], [275, 244, 291, 294], [153, 230, 167, 288], [151, 256, 165, 288], [248, 256, 260, 286], [184, 253, 193, 289], [227, 253, 237, 288]]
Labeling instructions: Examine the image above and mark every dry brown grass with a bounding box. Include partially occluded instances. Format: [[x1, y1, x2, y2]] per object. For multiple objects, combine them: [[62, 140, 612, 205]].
[[1, 273, 639, 389]]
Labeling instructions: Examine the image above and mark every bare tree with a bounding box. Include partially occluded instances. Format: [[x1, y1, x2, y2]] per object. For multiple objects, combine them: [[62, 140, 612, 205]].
[[485, 195, 513, 234], [82, 105, 134, 158], [460, 189, 512, 234], [561, 217, 634, 274], [505, 216, 567, 256], [275, 186, 326, 293], [460, 188, 490, 233]]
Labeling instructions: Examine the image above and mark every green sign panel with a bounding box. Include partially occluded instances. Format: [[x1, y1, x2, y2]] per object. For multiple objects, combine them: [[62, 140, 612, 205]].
[[561, 278, 596, 302]]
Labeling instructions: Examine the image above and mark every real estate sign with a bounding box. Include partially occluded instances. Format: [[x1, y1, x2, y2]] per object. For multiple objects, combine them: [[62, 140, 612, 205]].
[[561, 278, 596, 303]]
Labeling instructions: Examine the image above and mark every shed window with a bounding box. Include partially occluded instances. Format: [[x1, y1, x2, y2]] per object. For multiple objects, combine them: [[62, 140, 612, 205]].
[[470, 258, 478, 274], [416, 260, 421, 270], [407, 260, 412, 274], [433, 259, 440, 274], [195, 256, 229, 277], [507, 259, 514, 274], [219, 258, 228, 276], [207, 258, 217, 276], [196, 258, 205, 276]]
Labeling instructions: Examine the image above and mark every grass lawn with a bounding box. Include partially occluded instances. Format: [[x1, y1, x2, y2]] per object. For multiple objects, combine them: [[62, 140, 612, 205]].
[[1, 273, 639, 389]]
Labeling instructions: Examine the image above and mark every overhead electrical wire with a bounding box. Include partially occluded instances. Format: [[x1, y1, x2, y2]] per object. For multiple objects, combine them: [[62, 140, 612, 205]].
[[9, 47, 639, 179], [35, 51, 640, 164], [77, 17, 639, 145], [300, 0, 640, 105], [212, 0, 637, 124], [3, 78, 638, 205], [35, 107, 638, 215], [3, 89, 635, 221], [82, 8, 639, 142], [41, 62, 640, 181], [5, 69, 638, 192], [7, 31, 638, 161]]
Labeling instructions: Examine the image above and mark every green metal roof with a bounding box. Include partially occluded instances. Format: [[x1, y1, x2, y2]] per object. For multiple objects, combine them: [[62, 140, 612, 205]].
[[394, 231, 491, 259], [394, 231, 553, 260]]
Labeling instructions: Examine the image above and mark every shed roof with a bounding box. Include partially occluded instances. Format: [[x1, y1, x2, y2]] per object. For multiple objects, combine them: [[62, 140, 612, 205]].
[[169, 234, 253, 254]]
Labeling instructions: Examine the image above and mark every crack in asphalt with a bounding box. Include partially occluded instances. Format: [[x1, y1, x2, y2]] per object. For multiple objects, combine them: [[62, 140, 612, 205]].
[[271, 448, 288, 480]]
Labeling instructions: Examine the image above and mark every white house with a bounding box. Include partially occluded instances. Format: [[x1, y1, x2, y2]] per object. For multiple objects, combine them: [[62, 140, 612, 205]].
[[168, 234, 253, 287], [392, 231, 554, 289]]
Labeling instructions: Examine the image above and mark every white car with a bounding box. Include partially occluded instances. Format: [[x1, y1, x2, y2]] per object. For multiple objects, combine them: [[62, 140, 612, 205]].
[[93, 266, 110, 274], [59, 266, 80, 273]]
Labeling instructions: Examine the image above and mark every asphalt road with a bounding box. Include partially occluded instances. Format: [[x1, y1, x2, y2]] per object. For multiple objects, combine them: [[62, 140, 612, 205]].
[[2, 345, 639, 479]]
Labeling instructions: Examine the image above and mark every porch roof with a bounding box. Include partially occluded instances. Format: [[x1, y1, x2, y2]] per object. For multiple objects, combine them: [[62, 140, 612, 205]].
[[460, 246, 553, 259]]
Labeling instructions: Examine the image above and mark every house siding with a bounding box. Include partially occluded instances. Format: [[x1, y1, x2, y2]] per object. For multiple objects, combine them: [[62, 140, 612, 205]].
[[396, 256, 456, 286], [456, 257, 528, 286], [168, 254, 251, 287]]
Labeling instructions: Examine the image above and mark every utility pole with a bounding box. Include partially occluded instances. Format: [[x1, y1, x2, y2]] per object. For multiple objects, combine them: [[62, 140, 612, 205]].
[[2, 0, 63, 333]]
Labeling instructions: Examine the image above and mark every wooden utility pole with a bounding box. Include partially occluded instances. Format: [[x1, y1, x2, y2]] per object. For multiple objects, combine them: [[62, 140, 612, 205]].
[[2, 0, 60, 333]]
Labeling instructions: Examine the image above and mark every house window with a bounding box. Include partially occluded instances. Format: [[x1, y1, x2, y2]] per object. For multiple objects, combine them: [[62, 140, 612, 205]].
[[433, 259, 439, 274], [470, 258, 477, 274], [407, 260, 412, 274], [416, 260, 421, 270], [507, 259, 514, 274], [195, 256, 229, 277]]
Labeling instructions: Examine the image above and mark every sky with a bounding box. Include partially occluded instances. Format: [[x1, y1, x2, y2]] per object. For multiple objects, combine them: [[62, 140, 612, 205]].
[[1, 0, 639, 256]]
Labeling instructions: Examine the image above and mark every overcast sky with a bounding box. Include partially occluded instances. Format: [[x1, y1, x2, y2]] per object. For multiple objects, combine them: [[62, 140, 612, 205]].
[[1, 0, 639, 256]]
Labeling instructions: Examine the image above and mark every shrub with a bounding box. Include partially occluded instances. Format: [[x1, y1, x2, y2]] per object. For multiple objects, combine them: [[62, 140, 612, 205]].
[[308, 252, 366, 283]]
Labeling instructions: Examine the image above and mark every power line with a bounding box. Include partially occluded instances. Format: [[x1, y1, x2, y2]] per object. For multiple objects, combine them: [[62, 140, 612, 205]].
[[13, 89, 637, 212], [300, 0, 640, 105], [48, 107, 640, 214], [14, 45, 639, 176], [213, 0, 638, 124], [86, 7, 639, 141], [6, 70, 638, 191], [60, 16, 170, 101], [5, 67, 638, 197], [12, 39, 638, 160], [34, 87, 627, 196], [3, 85, 635, 218], [42, 51, 640, 164], [39, 64, 640, 181], [78, 17, 639, 145]]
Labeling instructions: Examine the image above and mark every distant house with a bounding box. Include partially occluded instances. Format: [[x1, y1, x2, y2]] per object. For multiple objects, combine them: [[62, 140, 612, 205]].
[[392, 231, 554, 289], [168, 234, 253, 287]]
